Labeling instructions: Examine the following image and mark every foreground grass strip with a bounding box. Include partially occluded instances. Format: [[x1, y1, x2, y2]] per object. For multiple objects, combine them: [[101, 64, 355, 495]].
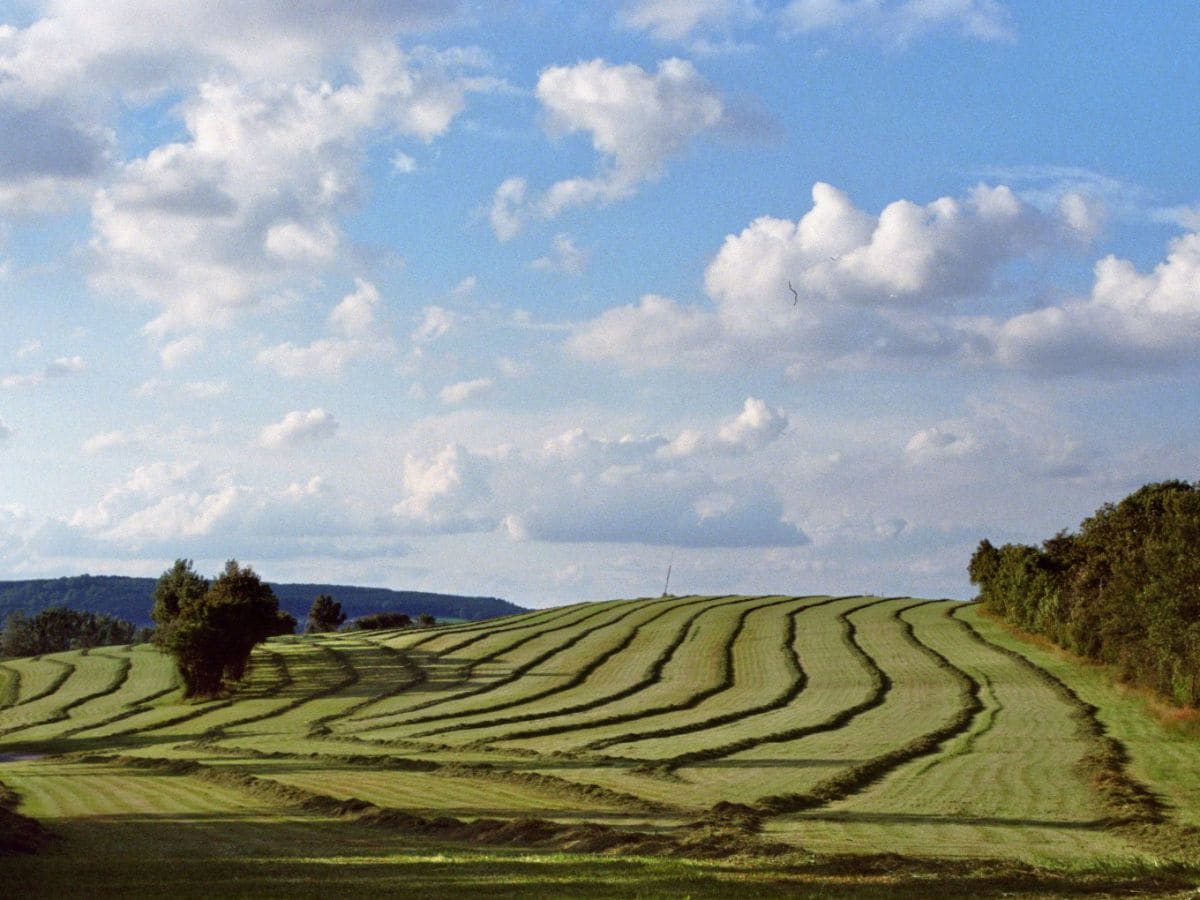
[[752, 600, 985, 817], [409, 595, 734, 739], [71, 752, 791, 861], [0, 778, 53, 853]]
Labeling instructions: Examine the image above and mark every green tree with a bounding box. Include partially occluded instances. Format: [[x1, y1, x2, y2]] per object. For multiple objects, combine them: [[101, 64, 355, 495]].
[[151, 558, 208, 647], [157, 559, 295, 697], [305, 594, 346, 634], [417, 613, 436, 628]]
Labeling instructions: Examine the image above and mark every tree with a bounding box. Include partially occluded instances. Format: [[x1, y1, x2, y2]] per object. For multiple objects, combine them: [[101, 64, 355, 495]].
[[306, 594, 346, 634], [151, 558, 208, 648], [351, 611, 411, 630], [417, 613, 436, 628], [156, 559, 295, 697]]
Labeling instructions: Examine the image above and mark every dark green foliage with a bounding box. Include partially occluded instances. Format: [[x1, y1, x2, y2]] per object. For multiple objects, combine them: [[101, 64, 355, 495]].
[[306, 594, 346, 633], [351, 611, 412, 630], [969, 480, 1200, 707], [1, 605, 140, 657], [417, 613, 436, 627], [155, 560, 296, 697]]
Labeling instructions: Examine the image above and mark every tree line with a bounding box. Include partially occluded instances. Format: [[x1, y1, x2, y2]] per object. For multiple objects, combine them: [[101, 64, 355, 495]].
[[969, 480, 1200, 708], [1, 606, 146, 657]]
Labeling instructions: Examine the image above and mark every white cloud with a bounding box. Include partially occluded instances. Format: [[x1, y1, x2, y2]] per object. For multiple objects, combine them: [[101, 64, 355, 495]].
[[0, 418, 10, 441], [258, 279, 390, 377], [716, 397, 788, 451], [904, 426, 979, 465], [328, 278, 381, 338], [259, 408, 339, 448], [412, 305, 457, 344], [531, 233, 588, 275], [87, 47, 485, 338], [489, 176, 527, 242], [570, 181, 1098, 374], [567, 293, 728, 370], [439, 377, 495, 404], [782, 0, 1015, 45], [492, 58, 723, 237], [989, 231, 1200, 373], [618, 0, 761, 41], [159, 334, 205, 369], [82, 430, 132, 455], [661, 397, 788, 458], [392, 151, 418, 174], [1, 355, 85, 388], [392, 443, 494, 532], [182, 380, 229, 399]]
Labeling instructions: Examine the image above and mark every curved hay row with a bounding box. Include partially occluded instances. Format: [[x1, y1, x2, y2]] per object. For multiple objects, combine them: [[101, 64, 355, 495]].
[[587, 595, 865, 756], [350, 598, 666, 732], [751, 600, 984, 816], [0, 665, 20, 709], [402, 595, 744, 739], [0, 652, 128, 739], [458, 596, 799, 752]]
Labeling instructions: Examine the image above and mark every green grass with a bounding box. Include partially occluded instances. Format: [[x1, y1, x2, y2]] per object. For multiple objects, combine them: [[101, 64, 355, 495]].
[[1, 595, 1197, 897]]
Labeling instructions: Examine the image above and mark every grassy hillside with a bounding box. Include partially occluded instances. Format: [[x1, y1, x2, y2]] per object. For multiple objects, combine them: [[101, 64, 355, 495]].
[[0, 574, 524, 627], [1, 595, 1197, 897]]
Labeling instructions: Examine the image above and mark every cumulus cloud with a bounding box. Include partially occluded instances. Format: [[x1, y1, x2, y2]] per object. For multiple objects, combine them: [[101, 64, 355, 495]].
[[88, 48, 485, 338], [782, 0, 1015, 45], [0, 2, 472, 210], [392, 443, 494, 532], [440, 377, 495, 404], [569, 181, 1102, 374], [391, 397, 803, 547], [662, 397, 788, 458], [259, 408, 339, 448], [258, 279, 390, 377], [988, 230, 1200, 373], [492, 58, 723, 237]]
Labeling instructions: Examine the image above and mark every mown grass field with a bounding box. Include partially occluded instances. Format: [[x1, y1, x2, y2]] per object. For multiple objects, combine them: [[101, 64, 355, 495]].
[[2, 595, 1198, 897]]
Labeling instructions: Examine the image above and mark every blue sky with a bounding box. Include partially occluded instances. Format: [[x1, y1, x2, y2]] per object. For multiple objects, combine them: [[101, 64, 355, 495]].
[[1, 1, 1198, 607]]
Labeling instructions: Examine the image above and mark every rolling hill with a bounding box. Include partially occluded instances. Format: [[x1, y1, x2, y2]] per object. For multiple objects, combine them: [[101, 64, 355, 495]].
[[0, 574, 524, 627], [1, 594, 1197, 897]]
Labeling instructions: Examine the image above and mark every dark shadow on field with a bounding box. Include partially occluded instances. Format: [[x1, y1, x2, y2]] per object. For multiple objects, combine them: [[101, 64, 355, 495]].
[[4, 811, 1194, 899], [785, 808, 1109, 830]]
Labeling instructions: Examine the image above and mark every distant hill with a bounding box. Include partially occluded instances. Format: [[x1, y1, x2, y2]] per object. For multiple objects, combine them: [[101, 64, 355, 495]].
[[0, 574, 525, 627]]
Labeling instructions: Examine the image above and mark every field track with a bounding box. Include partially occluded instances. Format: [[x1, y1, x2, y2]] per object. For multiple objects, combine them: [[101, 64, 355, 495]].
[[2, 595, 1198, 896]]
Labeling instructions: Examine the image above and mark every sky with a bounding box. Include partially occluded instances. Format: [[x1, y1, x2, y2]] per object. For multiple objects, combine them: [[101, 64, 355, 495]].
[[0, 1, 1198, 608]]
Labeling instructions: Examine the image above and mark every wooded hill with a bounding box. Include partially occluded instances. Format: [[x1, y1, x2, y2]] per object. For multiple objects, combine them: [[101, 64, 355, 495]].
[[0, 574, 525, 627]]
